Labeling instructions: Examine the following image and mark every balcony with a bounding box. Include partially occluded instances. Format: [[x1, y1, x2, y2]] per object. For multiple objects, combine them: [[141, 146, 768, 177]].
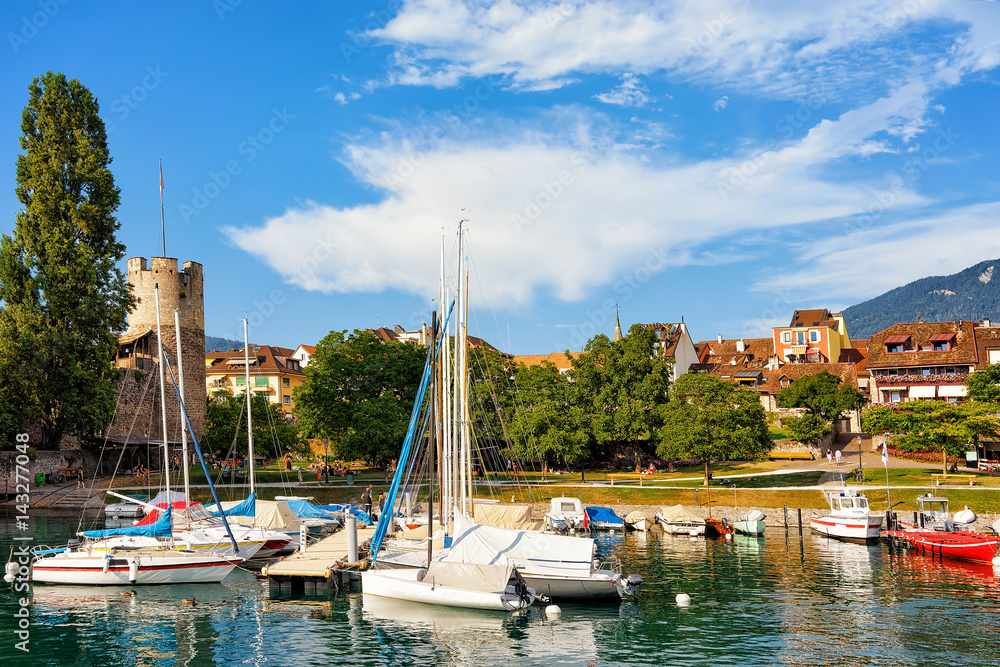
[[874, 373, 968, 385]]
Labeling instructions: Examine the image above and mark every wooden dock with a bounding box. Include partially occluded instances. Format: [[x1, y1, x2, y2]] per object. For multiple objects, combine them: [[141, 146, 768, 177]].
[[262, 523, 374, 594]]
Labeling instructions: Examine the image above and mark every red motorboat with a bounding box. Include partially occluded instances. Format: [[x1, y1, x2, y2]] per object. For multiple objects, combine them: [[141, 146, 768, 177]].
[[885, 523, 999, 564]]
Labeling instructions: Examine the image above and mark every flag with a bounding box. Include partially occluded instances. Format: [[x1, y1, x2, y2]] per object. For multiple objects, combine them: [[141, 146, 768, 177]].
[[882, 441, 888, 467], [159, 159, 164, 200]]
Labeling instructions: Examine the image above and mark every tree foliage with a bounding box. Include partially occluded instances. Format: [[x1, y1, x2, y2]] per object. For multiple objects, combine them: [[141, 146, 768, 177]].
[[505, 360, 590, 471], [783, 412, 831, 444], [204, 390, 301, 458], [571, 324, 673, 467], [862, 401, 1000, 472], [293, 330, 427, 465], [658, 373, 772, 484], [966, 363, 1000, 403], [0, 72, 134, 448], [775, 370, 864, 420]]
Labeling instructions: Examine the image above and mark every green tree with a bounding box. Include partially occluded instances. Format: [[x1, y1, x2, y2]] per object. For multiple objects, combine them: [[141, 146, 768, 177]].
[[505, 360, 590, 472], [571, 324, 673, 470], [294, 329, 426, 465], [966, 363, 1000, 403], [658, 373, 772, 485], [204, 390, 301, 459], [862, 401, 1000, 473], [0, 72, 134, 448], [784, 412, 831, 444], [775, 370, 865, 420]]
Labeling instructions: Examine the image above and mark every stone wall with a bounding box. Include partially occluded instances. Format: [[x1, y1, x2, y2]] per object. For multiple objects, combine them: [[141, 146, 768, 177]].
[[771, 431, 834, 458], [0, 449, 111, 493], [121, 257, 206, 440]]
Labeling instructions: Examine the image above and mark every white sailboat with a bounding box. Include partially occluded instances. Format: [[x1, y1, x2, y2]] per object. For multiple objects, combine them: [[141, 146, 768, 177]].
[[32, 286, 243, 585]]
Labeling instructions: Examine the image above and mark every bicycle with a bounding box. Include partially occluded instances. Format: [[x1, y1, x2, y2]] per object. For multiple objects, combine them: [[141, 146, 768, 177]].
[[852, 466, 865, 484]]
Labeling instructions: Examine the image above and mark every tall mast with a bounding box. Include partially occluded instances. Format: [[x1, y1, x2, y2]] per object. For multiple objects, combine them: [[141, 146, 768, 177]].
[[426, 311, 438, 569], [244, 318, 255, 495], [462, 259, 472, 509], [456, 220, 466, 516], [439, 233, 451, 534], [153, 285, 171, 514], [174, 309, 191, 530]]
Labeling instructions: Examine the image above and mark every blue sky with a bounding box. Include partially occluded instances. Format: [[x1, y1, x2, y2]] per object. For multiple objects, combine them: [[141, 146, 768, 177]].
[[3, 1, 1000, 354]]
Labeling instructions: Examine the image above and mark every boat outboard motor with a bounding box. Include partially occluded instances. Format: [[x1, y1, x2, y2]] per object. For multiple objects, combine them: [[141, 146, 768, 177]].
[[621, 573, 643, 598], [943, 520, 956, 533]]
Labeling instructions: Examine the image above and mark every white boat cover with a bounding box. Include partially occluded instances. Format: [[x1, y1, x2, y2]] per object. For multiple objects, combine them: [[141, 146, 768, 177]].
[[473, 503, 544, 531], [422, 561, 514, 593], [444, 512, 594, 577], [658, 505, 704, 523], [624, 510, 649, 524]]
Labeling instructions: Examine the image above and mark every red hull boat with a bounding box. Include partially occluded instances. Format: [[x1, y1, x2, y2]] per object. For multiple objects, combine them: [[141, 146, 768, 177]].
[[885, 523, 999, 564]]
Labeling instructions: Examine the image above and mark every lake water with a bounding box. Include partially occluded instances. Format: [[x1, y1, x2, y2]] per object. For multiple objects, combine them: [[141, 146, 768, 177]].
[[3, 512, 1000, 666]]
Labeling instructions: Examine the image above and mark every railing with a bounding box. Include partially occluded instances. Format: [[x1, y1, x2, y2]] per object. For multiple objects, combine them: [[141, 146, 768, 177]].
[[874, 373, 968, 385]]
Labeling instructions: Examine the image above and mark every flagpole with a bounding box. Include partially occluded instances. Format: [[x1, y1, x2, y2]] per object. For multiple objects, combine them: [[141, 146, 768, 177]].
[[883, 440, 891, 514], [159, 158, 165, 257]]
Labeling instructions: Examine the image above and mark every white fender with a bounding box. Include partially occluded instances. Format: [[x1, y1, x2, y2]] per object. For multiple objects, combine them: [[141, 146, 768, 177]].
[[128, 559, 139, 584]]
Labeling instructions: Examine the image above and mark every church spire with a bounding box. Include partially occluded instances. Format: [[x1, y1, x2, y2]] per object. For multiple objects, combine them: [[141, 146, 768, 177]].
[[613, 303, 622, 342]]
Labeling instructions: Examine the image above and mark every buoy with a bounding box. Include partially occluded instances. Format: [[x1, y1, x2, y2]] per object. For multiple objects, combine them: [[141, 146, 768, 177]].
[[3, 573, 15, 583], [5, 562, 18, 577], [725, 533, 732, 541], [676, 593, 691, 606], [545, 604, 562, 617], [128, 559, 139, 584]]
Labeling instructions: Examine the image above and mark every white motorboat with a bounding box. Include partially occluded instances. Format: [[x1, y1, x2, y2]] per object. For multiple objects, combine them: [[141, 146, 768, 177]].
[[734, 510, 767, 537], [362, 562, 540, 611], [624, 510, 652, 532], [544, 496, 587, 532], [31, 545, 241, 585], [810, 490, 883, 542], [655, 505, 706, 536], [103, 498, 147, 520]]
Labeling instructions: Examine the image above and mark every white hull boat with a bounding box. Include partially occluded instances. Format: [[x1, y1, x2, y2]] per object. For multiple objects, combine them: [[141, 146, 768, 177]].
[[31, 548, 242, 585], [362, 562, 539, 611], [656, 505, 706, 536], [810, 491, 883, 542], [624, 511, 652, 532]]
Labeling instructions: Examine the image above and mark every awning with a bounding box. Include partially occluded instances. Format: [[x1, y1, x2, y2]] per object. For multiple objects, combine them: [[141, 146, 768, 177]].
[[928, 333, 956, 342], [938, 385, 967, 397], [884, 335, 910, 344], [909, 385, 936, 398]]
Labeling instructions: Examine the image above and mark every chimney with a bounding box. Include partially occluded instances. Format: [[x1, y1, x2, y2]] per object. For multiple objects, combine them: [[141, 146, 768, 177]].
[[984, 318, 992, 327], [736, 339, 746, 353], [717, 333, 723, 344]]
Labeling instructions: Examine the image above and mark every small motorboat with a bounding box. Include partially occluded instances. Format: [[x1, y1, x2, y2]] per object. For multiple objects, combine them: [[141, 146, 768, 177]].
[[734, 510, 766, 537], [104, 496, 148, 520], [810, 490, 882, 542], [705, 517, 733, 537], [655, 505, 705, 536], [544, 496, 587, 532], [885, 496, 998, 564], [584, 506, 625, 531], [624, 510, 652, 532]]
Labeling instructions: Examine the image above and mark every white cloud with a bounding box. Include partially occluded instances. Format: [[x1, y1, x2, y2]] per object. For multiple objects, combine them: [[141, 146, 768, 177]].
[[334, 92, 363, 105], [367, 0, 979, 100], [752, 201, 1000, 303], [225, 95, 932, 309], [713, 95, 729, 111], [594, 73, 652, 107]]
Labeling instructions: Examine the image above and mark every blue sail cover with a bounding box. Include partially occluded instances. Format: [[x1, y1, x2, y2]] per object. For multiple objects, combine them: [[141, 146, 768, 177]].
[[318, 504, 372, 526], [585, 506, 625, 527], [283, 499, 337, 520], [83, 506, 172, 539], [207, 493, 256, 518]]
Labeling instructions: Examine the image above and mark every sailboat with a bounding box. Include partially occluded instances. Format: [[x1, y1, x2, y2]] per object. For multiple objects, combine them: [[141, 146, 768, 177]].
[[31, 286, 244, 585], [365, 224, 640, 604]]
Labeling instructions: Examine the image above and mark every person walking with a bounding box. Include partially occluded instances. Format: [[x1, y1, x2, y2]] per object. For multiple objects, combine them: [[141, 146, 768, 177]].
[[835, 448, 842, 465], [362, 486, 373, 517], [378, 490, 387, 516], [827, 449, 833, 464], [297, 467, 303, 485]]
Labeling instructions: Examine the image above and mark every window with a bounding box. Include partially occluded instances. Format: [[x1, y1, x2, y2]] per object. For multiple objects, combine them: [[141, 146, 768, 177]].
[[235, 377, 246, 385], [255, 376, 269, 386], [782, 332, 791, 343], [809, 330, 819, 342], [933, 341, 950, 351], [886, 343, 903, 353], [283, 377, 290, 388], [921, 368, 931, 376], [796, 332, 805, 344], [282, 395, 291, 405]]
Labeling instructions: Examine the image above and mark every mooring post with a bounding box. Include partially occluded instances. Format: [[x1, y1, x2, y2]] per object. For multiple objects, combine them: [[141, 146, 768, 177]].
[[797, 508, 803, 536], [346, 513, 358, 564], [783, 505, 788, 530]]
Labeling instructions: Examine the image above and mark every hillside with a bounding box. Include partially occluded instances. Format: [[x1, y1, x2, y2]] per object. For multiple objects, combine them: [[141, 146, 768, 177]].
[[844, 259, 1000, 339], [205, 335, 243, 353]]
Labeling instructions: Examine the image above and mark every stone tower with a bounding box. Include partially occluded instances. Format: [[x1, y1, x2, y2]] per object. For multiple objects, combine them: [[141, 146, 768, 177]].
[[126, 257, 206, 441]]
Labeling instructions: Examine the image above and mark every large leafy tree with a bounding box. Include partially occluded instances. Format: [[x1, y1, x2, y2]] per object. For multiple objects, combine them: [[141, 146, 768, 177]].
[[862, 401, 1000, 473], [775, 370, 865, 420], [571, 324, 673, 469], [966, 363, 1000, 403], [0, 72, 134, 448], [658, 373, 772, 485], [204, 390, 301, 459], [505, 360, 590, 472], [294, 330, 426, 465]]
